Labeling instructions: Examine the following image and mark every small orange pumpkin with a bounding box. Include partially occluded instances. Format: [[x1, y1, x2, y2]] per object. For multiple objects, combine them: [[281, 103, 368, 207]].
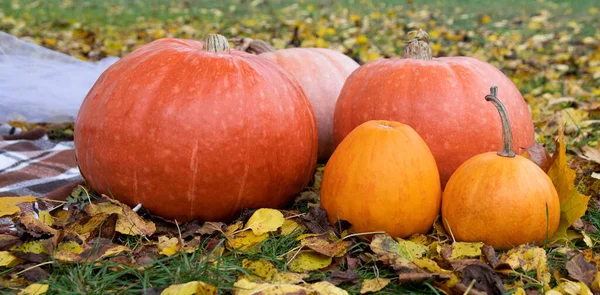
[[441, 86, 560, 250], [320, 120, 441, 238]]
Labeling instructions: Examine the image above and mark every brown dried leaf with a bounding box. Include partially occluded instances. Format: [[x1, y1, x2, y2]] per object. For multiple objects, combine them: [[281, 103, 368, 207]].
[[300, 206, 333, 234], [300, 234, 351, 257], [460, 264, 507, 295], [566, 251, 598, 286]]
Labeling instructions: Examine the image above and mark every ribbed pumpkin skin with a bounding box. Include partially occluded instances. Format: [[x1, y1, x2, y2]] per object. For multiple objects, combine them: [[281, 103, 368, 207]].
[[259, 48, 359, 162], [320, 120, 442, 238], [441, 152, 560, 250], [333, 57, 534, 188], [74, 38, 318, 222]]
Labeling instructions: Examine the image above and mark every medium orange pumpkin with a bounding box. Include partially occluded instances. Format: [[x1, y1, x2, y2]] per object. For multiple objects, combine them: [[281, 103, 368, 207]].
[[333, 30, 534, 188], [232, 38, 360, 162], [74, 34, 318, 222], [320, 120, 441, 238], [441, 86, 560, 250]]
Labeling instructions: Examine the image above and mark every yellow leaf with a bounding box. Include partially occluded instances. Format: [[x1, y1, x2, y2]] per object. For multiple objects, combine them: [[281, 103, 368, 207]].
[[310, 281, 348, 295], [592, 272, 600, 291], [161, 281, 217, 295], [280, 219, 302, 235], [549, 279, 594, 295], [12, 240, 47, 254], [450, 242, 484, 259], [244, 208, 285, 236], [241, 259, 277, 281], [271, 272, 309, 284], [0, 196, 37, 217], [158, 236, 181, 256], [501, 246, 551, 287], [356, 35, 368, 45], [0, 251, 23, 267], [412, 258, 452, 274], [360, 278, 391, 294], [226, 230, 268, 252], [68, 212, 110, 235], [232, 278, 315, 295], [513, 287, 526, 295], [38, 211, 54, 227], [107, 198, 156, 236], [548, 127, 591, 242], [395, 238, 428, 260], [288, 251, 332, 273], [18, 284, 48, 295], [56, 241, 83, 254]]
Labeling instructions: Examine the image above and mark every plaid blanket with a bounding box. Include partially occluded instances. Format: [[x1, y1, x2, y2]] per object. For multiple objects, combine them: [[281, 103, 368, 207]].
[[0, 136, 83, 198]]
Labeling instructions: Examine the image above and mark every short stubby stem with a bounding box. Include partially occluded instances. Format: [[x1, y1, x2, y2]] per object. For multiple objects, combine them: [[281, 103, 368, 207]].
[[485, 86, 516, 158], [403, 29, 433, 60], [205, 34, 231, 53]]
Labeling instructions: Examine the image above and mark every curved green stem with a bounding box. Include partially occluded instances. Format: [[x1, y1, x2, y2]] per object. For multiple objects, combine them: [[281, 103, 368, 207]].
[[485, 86, 516, 158]]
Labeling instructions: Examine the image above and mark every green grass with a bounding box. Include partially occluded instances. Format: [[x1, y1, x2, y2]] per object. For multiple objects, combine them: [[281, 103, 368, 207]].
[[2, 0, 598, 32]]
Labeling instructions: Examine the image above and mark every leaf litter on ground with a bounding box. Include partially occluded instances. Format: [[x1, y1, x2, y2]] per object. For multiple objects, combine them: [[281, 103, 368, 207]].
[[1, 0, 600, 294]]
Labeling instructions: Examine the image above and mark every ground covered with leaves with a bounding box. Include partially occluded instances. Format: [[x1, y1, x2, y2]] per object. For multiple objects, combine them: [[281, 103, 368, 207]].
[[1, 0, 600, 294]]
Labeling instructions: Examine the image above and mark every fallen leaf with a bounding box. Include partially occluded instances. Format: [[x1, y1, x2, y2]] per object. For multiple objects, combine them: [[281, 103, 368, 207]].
[[196, 222, 226, 236], [0, 196, 37, 217], [500, 246, 551, 287], [38, 211, 54, 227], [300, 206, 333, 234], [310, 281, 348, 295], [548, 279, 594, 295], [300, 234, 351, 257], [244, 208, 285, 236], [241, 259, 278, 281], [0, 234, 23, 250], [233, 278, 315, 295], [158, 236, 181, 256], [160, 281, 217, 295], [19, 213, 58, 237], [581, 146, 600, 164], [226, 229, 268, 252], [566, 251, 598, 286], [369, 234, 414, 270], [325, 270, 359, 286], [18, 283, 48, 295], [523, 142, 555, 172], [548, 127, 591, 242], [460, 264, 507, 295], [360, 278, 390, 294], [281, 219, 303, 235], [271, 272, 309, 284], [288, 250, 333, 272], [0, 251, 23, 267], [450, 242, 484, 259]]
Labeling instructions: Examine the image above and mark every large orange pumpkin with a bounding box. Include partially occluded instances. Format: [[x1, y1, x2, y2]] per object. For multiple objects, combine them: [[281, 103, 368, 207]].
[[333, 30, 534, 187], [74, 34, 318, 222], [320, 120, 441, 238], [441, 86, 560, 250], [232, 38, 359, 162]]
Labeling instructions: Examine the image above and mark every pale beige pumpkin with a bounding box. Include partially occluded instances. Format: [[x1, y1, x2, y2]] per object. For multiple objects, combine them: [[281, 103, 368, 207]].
[[441, 86, 560, 250], [232, 38, 359, 162], [320, 120, 441, 238]]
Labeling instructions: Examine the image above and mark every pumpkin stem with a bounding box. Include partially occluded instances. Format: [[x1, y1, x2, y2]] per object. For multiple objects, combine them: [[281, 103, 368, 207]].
[[403, 29, 432, 60], [229, 37, 276, 54], [205, 34, 231, 53], [485, 86, 516, 158]]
